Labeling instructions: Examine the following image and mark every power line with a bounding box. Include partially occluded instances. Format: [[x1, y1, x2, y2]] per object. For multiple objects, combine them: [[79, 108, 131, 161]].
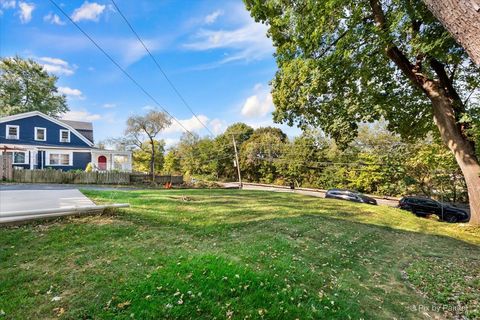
[[109, 0, 214, 137], [48, 0, 197, 140]]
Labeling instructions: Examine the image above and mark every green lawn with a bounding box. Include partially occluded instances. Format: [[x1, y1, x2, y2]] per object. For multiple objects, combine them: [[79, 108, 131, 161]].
[[1, 189, 479, 319]]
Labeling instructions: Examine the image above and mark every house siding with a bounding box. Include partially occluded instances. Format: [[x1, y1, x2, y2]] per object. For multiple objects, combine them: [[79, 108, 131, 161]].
[[39, 151, 91, 171], [1, 112, 131, 173], [0, 115, 91, 148]]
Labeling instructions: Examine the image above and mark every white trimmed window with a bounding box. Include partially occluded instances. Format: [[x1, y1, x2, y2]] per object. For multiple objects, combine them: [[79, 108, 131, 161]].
[[114, 155, 128, 170], [35, 127, 47, 141], [59, 129, 70, 143], [47, 151, 72, 166], [6, 125, 19, 140], [13, 152, 27, 164]]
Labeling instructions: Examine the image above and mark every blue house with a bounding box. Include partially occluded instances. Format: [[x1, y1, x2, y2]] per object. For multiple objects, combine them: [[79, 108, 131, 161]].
[[0, 111, 132, 172]]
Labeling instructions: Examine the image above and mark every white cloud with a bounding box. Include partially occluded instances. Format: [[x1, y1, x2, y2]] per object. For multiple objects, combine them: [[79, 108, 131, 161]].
[[58, 86, 83, 99], [1, 0, 16, 9], [184, 8, 273, 66], [30, 31, 163, 67], [71, 1, 105, 22], [38, 57, 68, 66], [95, 37, 162, 65], [43, 12, 65, 25], [142, 105, 155, 111], [241, 84, 274, 118], [209, 118, 227, 134], [164, 138, 179, 149], [164, 115, 210, 133], [120, 38, 160, 65], [37, 57, 76, 76], [204, 10, 223, 24], [18, 1, 34, 23], [63, 110, 102, 122], [103, 103, 116, 109]]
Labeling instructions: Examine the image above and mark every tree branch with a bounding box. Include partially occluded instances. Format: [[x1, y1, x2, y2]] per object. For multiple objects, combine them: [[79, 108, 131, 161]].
[[449, 63, 459, 82], [463, 87, 478, 106], [315, 29, 349, 59], [429, 58, 464, 111], [368, 0, 427, 91]]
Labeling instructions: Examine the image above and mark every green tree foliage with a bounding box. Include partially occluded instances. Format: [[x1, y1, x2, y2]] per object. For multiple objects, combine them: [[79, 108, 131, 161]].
[[125, 110, 171, 180], [240, 127, 287, 183], [243, 0, 479, 146], [176, 133, 219, 179], [0, 56, 68, 117], [214, 123, 254, 180], [403, 138, 464, 202], [243, 0, 480, 223], [133, 140, 165, 174], [274, 130, 327, 186], [166, 122, 466, 203], [163, 150, 181, 174]]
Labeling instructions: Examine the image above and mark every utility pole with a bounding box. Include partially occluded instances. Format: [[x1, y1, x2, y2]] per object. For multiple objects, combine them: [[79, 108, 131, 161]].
[[232, 135, 243, 189]]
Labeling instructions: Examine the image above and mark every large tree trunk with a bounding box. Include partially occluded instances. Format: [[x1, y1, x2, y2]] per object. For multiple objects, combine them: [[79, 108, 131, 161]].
[[425, 82, 480, 224], [368, 0, 480, 224], [422, 0, 480, 65]]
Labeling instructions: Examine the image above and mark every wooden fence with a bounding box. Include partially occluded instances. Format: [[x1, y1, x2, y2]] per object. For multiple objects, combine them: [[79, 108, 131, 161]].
[[13, 170, 131, 184], [130, 173, 183, 185], [10, 169, 183, 185], [0, 155, 13, 180]]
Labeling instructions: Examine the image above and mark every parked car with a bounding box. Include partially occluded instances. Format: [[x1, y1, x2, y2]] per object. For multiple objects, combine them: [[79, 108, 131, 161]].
[[398, 196, 469, 223], [325, 189, 378, 205]]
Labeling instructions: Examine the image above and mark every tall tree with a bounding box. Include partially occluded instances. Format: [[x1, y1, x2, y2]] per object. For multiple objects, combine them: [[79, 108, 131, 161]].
[[422, 0, 480, 65], [241, 127, 287, 182], [132, 140, 165, 174], [0, 56, 68, 117], [125, 110, 171, 181], [244, 0, 480, 224], [214, 123, 254, 180], [276, 131, 327, 186], [164, 150, 181, 174]]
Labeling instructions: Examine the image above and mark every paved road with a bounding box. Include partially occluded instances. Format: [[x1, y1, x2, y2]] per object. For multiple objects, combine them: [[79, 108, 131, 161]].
[[1, 182, 399, 208], [238, 183, 399, 207]]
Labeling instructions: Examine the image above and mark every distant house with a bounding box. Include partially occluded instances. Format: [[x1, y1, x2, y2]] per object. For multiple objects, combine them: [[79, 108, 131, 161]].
[[0, 111, 132, 172]]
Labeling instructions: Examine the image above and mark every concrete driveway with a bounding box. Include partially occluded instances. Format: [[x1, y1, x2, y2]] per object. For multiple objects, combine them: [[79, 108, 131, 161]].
[[0, 183, 138, 192], [0, 184, 129, 224], [0, 189, 95, 213]]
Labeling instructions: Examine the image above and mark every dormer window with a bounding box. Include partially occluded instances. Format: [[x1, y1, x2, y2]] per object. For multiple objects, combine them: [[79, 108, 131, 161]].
[[59, 129, 70, 143], [35, 127, 46, 141], [6, 125, 19, 140]]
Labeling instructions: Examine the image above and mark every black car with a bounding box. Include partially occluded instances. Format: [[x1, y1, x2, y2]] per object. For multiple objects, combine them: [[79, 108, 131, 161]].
[[325, 189, 378, 205], [398, 196, 470, 223]]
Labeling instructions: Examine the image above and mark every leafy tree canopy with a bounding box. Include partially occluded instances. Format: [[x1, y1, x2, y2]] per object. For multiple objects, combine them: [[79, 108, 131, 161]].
[[0, 56, 68, 117], [133, 140, 166, 174], [244, 0, 480, 146]]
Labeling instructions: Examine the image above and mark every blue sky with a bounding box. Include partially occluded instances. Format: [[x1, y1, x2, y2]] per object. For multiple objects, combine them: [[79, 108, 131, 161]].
[[0, 0, 301, 147]]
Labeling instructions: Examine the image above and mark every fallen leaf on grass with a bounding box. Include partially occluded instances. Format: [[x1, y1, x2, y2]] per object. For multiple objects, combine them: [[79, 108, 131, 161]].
[[53, 307, 65, 316], [117, 301, 131, 309]]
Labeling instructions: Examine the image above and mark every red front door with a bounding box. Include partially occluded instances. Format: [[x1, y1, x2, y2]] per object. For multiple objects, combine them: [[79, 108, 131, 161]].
[[98, 155, 107, 171]]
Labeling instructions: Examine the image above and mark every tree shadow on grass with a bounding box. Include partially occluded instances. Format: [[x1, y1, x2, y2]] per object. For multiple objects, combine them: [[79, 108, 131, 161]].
[[1, 204, 478, 320]]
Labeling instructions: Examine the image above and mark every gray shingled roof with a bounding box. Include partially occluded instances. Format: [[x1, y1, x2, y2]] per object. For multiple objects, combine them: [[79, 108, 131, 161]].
[[61, 120, 93, 131], [60, 119, 94, 143]]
